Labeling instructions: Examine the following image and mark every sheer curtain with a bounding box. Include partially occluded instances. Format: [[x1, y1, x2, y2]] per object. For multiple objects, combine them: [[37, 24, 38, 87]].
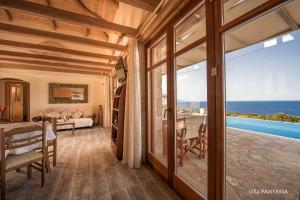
[[123, 39, 142, 168], [103, 76, 112, 128]]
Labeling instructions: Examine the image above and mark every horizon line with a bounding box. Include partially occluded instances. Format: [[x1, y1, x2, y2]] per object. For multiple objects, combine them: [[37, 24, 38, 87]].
[[177, 100, 300, 102]]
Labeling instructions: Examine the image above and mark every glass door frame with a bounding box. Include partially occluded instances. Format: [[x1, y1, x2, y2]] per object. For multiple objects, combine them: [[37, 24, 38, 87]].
[[170, 1, 208, 200], [146, 33, 169, 181]]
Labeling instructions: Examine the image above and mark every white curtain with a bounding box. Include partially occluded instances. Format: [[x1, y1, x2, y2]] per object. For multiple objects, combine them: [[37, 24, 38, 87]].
[[103, 76, 112, 128], [123, 39, 142, 168]]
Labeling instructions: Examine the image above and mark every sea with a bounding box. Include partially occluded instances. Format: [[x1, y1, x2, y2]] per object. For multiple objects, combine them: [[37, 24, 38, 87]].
[[177, 101, 300, 116]]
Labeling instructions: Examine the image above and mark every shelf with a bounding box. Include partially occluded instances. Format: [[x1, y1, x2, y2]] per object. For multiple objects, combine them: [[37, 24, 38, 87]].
[[112, 83, 126, 161], [112, 123, 118, 130]]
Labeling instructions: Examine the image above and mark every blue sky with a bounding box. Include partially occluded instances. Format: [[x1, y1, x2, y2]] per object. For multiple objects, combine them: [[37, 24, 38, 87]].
[[175, 29, 300, 102]]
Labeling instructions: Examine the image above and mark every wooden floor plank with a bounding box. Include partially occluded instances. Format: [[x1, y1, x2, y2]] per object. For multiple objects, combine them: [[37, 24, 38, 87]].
[[111, 190, 130, 200], [4, 127, 181, 200], [31, 134, 71, 200], [51, 134, 83, 200], [90, 131, 110, 199], [126, 185, 149, 200]]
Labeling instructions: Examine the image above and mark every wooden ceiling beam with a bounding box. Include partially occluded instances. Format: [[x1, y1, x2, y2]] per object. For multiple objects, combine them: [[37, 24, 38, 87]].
[[0, 39, 119, 61], [85, 28, 90, 37], [0, 50, 115, 67], [0, 63, 107, 76], [45, 0, 57, 31], [3, 8, 12, 21], [118, 0, 159, 12], [0, 57, 111, 72], [0, 0, 137, 37], [0, 23, 126, 51]]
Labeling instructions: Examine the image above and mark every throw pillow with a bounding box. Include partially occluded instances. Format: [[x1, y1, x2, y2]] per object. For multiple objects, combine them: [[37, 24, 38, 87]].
[[83, 110, 92, 118]]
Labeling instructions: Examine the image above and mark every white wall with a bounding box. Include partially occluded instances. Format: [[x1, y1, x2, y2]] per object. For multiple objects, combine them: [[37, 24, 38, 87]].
[[0, 69, 106, 118]]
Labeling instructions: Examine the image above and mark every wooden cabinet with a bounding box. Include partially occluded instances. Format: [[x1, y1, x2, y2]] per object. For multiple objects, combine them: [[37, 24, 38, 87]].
[[111, 84, 126, 160]]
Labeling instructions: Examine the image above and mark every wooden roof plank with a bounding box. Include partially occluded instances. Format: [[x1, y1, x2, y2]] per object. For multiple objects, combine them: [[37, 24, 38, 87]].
[[0, 23, 127, 51], [0, 0, 138, 37], [118, 0, 159, 12], [0, 39, 119, 61], [0, 57, 111, 72], [0, 49, 115, 67], [0, 63, 107, 76], [277, 7, 299, 30]]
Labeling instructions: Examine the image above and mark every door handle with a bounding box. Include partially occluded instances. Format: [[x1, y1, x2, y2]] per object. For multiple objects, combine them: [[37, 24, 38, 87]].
[[164, 108, 170, 118]]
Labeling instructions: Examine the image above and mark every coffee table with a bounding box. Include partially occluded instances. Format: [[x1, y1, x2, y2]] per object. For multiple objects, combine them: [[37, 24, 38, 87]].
[[57, 121, 75, 135]]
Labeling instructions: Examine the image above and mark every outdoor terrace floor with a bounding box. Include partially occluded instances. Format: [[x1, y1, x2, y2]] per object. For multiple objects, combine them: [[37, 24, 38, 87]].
[[177, 128, 300, 199]]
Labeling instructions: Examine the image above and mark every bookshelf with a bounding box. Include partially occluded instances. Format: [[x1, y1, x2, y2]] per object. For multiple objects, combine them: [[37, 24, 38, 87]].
[[111, 84, 126, 160]]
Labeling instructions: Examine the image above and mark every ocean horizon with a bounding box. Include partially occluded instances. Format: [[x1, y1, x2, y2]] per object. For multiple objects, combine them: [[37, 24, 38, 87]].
[[177, 100, 300, 116]]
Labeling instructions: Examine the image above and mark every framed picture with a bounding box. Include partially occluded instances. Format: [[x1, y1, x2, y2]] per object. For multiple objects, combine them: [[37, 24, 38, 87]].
[[49, 83, 88, 104]]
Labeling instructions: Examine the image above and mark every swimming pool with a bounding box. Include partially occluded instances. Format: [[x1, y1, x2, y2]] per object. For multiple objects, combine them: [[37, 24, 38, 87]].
[[226, 117, 300, 140]]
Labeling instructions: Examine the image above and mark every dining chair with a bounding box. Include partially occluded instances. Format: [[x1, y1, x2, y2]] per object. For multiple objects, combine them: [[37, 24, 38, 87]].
[[189, 122, 208, 159], [32, 117, 58, 169], [0, 105, 5, 121], [44, 117, 57, 167], [176, 117, 189, 166], [0, 123, 47, 200]]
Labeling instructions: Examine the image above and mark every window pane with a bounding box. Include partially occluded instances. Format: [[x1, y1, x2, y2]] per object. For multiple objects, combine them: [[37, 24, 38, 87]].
[[148, 63, 168, 166], [223, 0, 269, 24], [151, 37, 167, 65], [175, 6, 206, 52], [225, 1, 300, 199], [175, 44, 208, 197]]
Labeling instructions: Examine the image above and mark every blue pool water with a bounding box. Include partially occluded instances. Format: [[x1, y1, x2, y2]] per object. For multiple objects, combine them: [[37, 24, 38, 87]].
[[226, 117, 300, 140]]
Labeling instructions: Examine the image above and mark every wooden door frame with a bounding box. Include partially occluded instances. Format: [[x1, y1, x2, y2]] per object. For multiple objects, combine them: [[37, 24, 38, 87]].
[[2, 78, 30, 122]]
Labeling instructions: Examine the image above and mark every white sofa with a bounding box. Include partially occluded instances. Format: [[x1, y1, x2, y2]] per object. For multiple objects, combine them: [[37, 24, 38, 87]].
[[44, 107, 94, 130]]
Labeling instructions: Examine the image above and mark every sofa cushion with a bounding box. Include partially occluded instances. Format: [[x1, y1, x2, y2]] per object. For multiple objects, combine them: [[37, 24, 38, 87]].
[[73, 118, 93, 128], [72, 111, 83, 119], [56, 118, 93, 130]]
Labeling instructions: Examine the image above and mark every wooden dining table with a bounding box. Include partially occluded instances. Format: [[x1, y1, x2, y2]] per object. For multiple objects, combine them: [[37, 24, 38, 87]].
[[0, 122, 56, 172]]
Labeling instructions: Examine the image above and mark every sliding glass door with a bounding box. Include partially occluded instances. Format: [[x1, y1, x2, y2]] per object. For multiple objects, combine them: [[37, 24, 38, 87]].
[[147, 1, 211, 199], [223, 0, 300, 199], [173, 4, 209, 198], [146, 0, 300, 199]]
